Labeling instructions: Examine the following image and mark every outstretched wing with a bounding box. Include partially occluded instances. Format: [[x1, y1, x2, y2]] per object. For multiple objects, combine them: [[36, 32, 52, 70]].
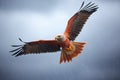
[[10, 39, 61, 57], [64, 2, 98, 41]]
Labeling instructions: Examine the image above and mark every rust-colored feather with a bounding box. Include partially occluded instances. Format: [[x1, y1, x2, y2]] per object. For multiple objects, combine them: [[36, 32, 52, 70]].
[[60, 42, 86, 64], [10, 40, 61, 57], [64, 2, 98, 41]]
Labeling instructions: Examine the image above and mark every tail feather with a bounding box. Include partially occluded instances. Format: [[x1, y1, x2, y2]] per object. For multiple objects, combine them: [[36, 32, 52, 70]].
[[71, 42, 86, 58], [60, 42, 86, 64], [60, 50, 72, 64]]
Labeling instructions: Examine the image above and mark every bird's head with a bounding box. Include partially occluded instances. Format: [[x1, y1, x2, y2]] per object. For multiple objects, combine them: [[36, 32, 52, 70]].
[[55, 34, 66, 42]]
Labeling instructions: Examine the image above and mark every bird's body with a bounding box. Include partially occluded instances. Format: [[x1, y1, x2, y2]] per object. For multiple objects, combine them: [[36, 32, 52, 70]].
[[55, 34, 86, 63], [10, 2, 98, 64]]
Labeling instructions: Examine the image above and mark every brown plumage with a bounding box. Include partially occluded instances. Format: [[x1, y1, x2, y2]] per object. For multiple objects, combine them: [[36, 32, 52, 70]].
[[11, 39, 61, 56], [64, 2, 98, 41], [10, 2, 98, 64]]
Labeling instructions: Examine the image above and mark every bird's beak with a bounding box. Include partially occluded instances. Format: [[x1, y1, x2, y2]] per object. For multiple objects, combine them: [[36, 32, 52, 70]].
[[55, 37, 57, 41]]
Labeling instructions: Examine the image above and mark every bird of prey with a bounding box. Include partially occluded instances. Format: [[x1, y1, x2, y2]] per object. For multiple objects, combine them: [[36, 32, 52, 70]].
[[10, 2, 98, 64]]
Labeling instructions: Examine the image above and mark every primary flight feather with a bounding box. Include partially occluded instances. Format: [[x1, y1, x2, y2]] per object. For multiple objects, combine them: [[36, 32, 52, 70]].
[[10, 2, 98, 64]]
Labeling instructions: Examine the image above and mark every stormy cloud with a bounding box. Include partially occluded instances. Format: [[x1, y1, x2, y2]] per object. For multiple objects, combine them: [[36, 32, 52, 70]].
[[0, 0, 120, 80]]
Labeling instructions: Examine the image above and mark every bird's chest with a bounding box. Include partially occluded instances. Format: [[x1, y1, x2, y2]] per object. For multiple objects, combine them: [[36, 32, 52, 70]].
[[61, 38, 70, 48], [62, 41, 75, 55], [61, 39, 75, 52]]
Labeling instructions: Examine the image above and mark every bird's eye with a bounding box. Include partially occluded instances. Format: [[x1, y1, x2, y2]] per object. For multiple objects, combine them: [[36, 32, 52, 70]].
[[58, 35, 61, 37]]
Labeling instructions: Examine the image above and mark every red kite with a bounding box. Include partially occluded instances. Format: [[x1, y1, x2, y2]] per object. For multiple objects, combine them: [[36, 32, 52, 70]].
[[10, 2, 98, 64]]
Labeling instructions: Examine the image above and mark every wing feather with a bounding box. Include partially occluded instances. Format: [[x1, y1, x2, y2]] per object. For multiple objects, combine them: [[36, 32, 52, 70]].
[[64, 2, 98, 41], [10, 40, 61, 57]]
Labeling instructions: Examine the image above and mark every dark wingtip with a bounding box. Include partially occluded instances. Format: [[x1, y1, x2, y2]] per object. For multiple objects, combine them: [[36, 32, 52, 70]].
[[80, 1, 84, 9], [10, 47, 22, 52], [19, 38, 24, 43], [11, 48, 23, 57], [10, 38, 26, 57], [11, 45, 22, 47], [79, 1, 98, 14], [19, 38, 28, 43]]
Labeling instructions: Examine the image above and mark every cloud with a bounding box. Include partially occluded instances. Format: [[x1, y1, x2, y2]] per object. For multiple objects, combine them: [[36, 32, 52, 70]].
[[0, 1, 120, 80], [0, 0, 61, 12]]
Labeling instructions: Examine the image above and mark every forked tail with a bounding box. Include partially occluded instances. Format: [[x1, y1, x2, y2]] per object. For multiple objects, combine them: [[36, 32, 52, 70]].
[[60, 42, 86, 64]]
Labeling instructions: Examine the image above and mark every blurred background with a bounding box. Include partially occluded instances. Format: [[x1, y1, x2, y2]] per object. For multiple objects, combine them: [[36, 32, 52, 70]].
[[0, 0, 120, 80]]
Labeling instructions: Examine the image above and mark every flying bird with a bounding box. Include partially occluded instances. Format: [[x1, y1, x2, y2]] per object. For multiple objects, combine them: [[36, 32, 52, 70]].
[[10, 2, 98, 64]]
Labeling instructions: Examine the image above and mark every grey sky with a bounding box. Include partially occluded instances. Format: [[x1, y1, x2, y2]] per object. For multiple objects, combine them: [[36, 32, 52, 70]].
[[0, 0, 120, 80]]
